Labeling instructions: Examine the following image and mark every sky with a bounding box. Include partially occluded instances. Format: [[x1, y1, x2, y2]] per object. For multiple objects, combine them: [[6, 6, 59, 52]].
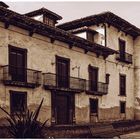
[[5, 1, 140, 28]]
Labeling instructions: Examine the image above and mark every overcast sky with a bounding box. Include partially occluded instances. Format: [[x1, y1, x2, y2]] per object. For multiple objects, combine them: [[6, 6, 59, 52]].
[[5, 2, 140, 28]]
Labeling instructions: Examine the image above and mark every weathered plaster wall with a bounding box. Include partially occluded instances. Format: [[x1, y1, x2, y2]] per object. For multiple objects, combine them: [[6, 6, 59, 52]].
[[0, 21, 135, 124], [134, 36, 140, 119], [89, 24, 135, 121]]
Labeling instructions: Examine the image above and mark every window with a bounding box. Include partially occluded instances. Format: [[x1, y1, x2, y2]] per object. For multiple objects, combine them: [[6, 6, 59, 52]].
[[10, 91, 27, 114], [88, 65, 98, 91], [56, 56, 70, 88], [9, 45, 27, 82], [44, 17, 55, 26], [120, 101, 126, 114], [90, 98, 98, 114], [119, 74, 126, 96], [87, 32, 94, 42], [106, 73, 110, 84], [119, 39, 126, 60]]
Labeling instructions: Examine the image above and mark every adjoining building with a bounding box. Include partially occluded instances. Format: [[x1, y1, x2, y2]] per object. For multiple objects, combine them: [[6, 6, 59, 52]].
[[0, 2, 140, 125]]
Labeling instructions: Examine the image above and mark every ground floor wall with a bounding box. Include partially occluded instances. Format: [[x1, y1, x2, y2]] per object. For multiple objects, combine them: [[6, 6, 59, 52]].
[[0, 84, 135, 125]]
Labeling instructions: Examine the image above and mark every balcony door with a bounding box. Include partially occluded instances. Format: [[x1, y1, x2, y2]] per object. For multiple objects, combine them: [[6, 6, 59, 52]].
[[56, 56, 70, 88], [119, 39, 125, 60], [9, 46, 27, 82], [89, 66, 98, 91]]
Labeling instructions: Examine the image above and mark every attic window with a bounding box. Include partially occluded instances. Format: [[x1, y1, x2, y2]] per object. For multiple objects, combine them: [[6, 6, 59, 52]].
[[87, 32, 94, 42], [44, 17, 55, 26]]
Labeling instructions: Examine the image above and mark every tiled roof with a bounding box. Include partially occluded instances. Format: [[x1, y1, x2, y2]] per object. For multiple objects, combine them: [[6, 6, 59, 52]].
[[0, 6, 117, 57], [57, 11, 140, 38], [24, 7, 62, 20]]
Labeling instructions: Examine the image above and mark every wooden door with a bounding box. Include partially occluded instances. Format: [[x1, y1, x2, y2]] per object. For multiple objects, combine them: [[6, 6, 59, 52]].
[[90, 98, 98, 122], [56, 56, 70, 88], [56, 94, 70, 124], [89, 66, 98, 91], [9, 46, 27, 82]]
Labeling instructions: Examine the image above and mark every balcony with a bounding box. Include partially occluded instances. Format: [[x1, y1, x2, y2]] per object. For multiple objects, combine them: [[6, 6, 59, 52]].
[[43, 73, 86, 93], [86, 80, 108, 95], [116, 52, 132, 64], [2, 65, 42, 88]]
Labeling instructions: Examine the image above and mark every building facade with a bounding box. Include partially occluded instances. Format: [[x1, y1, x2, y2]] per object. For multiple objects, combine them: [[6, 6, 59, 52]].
[[0, 2, 139, 125]]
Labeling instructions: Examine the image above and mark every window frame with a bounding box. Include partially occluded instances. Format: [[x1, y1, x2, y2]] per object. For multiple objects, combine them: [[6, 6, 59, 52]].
[[120, 101, 126, 114], [90, 98, 98, 114], [88, 65, 98, 92], [118, 39, 126, 60], [119, 74, 126, 96], [10, 90, 27, 115]]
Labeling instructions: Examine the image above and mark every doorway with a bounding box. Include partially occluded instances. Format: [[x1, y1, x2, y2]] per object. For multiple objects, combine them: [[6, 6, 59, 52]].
[[51, 91, 75, 125]]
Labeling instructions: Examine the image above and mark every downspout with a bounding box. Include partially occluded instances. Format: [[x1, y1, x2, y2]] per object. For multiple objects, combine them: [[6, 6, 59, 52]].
[[103, 23, 107, 47], [103, 23, 107, 85]]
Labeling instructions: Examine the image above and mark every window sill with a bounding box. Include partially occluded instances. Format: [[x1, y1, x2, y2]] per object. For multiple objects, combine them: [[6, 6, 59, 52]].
[[118, 94, 126, 97]]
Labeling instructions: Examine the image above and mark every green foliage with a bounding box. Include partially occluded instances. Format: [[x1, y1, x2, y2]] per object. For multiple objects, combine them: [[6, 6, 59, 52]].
[[0, 98, 48, 138]]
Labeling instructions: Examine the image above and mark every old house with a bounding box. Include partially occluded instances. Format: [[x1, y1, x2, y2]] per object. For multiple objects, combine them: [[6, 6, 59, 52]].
[[0, 2, 140, 125]]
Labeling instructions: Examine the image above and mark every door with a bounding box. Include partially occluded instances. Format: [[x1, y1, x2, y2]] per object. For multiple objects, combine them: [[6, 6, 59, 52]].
[[56, 94, 70, 124], [56, 56, 70, 88], [119, 39, 125, 60], [51, 92, 75, 125], [89, 66, 98, 91], [9, 46, 27, 82], [90, 98, 98, 122]]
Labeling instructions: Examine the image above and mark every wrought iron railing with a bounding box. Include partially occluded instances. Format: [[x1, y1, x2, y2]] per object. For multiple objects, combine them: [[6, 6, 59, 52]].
[[116, 51, 132, 64], [43, 73, 86, 91], [2, 65, 42, 88], [86, 80, 108, 95]]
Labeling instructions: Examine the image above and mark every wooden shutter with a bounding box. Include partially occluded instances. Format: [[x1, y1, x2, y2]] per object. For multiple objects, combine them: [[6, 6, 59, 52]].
[[119, 39, 125, 59], [89, 66, 98, 91], [56, 56, 70, 88], [90, 98, 98, 114], [120, 75, 126, 95]]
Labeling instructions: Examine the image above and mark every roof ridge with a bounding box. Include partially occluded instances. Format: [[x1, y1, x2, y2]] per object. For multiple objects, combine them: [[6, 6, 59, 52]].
[[24, 7, 62, 20]]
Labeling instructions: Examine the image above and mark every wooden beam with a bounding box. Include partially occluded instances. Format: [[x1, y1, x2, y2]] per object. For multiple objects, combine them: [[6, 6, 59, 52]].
[[50, 38, 55, 43], [84, 49, 88, 54], [103, 54, 108, 60], [29, 28, 36, 37], [69, 43, 73, 49], [96, 52, 100, 58], [4, 21, 9, 29], [107, 23, 111, 28]]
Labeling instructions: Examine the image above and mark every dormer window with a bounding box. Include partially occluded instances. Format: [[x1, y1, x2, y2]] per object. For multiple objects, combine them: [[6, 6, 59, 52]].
[[87, 31, 94, 42], [72, 28, 98, 43], [72, 27, 105, 46], [44, 17, 55, 26], [25, 8, 62, 27]]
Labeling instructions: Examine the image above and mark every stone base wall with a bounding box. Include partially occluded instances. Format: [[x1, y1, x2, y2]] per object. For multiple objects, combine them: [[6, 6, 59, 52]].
[[0, 104, 135, 125]]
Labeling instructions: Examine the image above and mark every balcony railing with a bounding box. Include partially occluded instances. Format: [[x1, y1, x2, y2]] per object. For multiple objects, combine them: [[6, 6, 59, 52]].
[[43, 73, 86, 92], [2, 65, 42, 88], [116, 52, 132, 64], [86, 80, 108, 95]]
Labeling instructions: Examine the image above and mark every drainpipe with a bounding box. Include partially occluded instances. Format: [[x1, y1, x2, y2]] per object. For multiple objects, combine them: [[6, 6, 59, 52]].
[[103, 23, 107, 47], [102, 23, 107, 83]]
